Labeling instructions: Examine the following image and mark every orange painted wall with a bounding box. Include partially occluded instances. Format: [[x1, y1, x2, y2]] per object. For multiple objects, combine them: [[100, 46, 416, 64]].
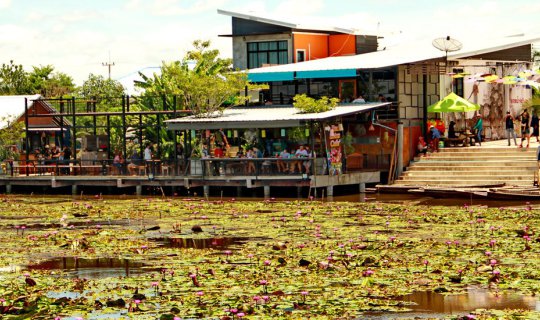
[[329, 34, 356, 56], [293, 33, 329, 61]]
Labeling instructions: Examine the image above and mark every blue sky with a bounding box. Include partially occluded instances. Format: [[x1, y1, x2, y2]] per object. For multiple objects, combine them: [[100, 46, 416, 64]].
[[1, 0, 539, 85]]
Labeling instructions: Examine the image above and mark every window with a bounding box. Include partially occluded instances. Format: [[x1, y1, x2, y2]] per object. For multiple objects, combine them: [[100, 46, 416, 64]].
[[453, 68, 464, 97], [296, 50, 305, 62], [247, 40, 288, 69]]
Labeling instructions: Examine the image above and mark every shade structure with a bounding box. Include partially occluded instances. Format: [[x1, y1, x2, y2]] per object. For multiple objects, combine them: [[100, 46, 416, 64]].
[[427, 92, 480, 113]]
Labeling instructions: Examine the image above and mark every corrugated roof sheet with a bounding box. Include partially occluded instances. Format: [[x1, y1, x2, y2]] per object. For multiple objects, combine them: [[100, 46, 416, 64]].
[[166, 102, 388, 130], [247, 33, 540, 78]]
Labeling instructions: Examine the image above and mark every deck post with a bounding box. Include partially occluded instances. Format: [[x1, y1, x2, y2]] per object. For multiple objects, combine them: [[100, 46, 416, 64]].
[[326, 185, 334, 197], [359, 183, 366, 193], [5, 184, 12, 194], [297, 186, 302, 198], [203, 185, 210, 198], [263, 185, 270, 198], [71, 185, 78, 195], [397, 122, 404, 177], [236, 186, 242, 197], [136, 185, 142, 196]]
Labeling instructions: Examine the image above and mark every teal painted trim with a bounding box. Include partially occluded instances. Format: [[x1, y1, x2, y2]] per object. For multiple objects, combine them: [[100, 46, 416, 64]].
[[296, 69, 357, 79], [248, 72, 294, 82]]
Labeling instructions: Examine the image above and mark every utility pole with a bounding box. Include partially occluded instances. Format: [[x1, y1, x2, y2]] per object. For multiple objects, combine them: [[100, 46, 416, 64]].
[[102, 51, 115, 79]]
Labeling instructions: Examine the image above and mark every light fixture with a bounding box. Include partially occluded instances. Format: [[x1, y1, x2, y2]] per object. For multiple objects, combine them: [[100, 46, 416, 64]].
[[368, 123, 375, 131], [281, 129, 286, 137]]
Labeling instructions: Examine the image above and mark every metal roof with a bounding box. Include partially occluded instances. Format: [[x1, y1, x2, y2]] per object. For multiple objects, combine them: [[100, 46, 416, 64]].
[[247, 33, 540, 81], [166, 102, 389, 130], [0, 94, 41, 129], [218, 9, 368, 35]]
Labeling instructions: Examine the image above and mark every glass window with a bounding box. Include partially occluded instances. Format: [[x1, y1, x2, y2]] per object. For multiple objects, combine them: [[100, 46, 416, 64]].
[[269, 52, 278, 65], [247, 40, 288, 68]]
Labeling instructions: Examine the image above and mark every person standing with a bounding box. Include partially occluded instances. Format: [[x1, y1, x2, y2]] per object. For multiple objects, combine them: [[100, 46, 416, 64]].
[[144, 143, 153, 161], [429, 125, 441, 152], [504, 111, 517, 146], [520, 110, 531, 149], [472, 115, 483, 146], [532, 111, 539, 143]]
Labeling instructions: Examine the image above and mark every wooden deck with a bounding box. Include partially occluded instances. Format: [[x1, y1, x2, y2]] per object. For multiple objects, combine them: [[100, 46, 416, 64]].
[[0, 171, 381, 196]]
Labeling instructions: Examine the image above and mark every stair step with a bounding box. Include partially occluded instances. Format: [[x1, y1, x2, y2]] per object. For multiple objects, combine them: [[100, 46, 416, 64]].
[[406, 167, 535, 171]]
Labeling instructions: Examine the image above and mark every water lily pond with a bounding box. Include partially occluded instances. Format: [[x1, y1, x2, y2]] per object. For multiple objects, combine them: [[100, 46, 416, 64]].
[[0, 195, 539, 319]]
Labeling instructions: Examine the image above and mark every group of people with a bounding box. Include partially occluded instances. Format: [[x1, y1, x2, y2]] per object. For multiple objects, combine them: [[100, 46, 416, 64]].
[[276, 145, 314, 174], [35, 145, 72, 163], [418, 109, 540, 156], [505, 109, 540, 148]]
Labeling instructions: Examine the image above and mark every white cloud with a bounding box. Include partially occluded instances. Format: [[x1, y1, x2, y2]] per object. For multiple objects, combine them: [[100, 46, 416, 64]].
[[0, 0, 11, 9]]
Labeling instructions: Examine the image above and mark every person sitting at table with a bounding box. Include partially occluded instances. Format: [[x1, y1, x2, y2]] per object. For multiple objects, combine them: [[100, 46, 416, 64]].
[[113, 151, 125, 175], [417, 136, 428, 156], [277, 148, 291, 173], [303, 145, 315, 175], [127, 151, 142, 176], [448, 121, 457, 139], [246, 148, 256, 174], [291, 145, 308, 173]]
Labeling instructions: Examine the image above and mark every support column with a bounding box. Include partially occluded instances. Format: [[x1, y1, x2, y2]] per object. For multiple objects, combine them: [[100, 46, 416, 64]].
[[359, 183, 366, 193], [297, 186, 303, 198], [263, 185, 270, 199], [203, 185, 210, 198], [6, 184, 12, 194], [236, 186, 242, 197], [326, 185, 334, 197], [71, 185, 78, 196], [136, 185, 142, 196], [397, 123, 404, 177]]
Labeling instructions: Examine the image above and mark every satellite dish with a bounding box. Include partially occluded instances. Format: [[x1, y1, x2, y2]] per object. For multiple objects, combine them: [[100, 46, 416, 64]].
[[432, 36, 463, 53]]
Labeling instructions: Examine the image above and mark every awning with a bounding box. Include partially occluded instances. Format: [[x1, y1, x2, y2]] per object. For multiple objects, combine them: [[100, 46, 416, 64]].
[[166, 102, 390, 130], [296, 69, 356, 79], [248, 71, 294, 82]]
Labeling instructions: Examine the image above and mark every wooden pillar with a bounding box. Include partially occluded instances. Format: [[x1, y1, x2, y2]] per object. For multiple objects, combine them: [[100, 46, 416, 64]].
[[263, 185, 271, 199], [326, 185, 334, 197]]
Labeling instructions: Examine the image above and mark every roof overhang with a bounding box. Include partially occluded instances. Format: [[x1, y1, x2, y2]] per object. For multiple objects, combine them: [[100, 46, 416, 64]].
[[166, 103, 389, 131]]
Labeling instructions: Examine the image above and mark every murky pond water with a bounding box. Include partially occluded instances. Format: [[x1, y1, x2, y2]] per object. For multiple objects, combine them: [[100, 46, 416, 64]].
[[28, 257, 153, 279], [153, 236, 268, 249], [363, 287, 539, 319]]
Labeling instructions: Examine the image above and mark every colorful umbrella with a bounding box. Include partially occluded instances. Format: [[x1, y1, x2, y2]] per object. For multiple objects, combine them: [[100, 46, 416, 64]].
[[427, 92, 480, 113]]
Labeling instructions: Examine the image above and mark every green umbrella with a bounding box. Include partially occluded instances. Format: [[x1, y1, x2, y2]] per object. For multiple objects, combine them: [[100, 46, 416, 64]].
[[427, 92, 480, 113]]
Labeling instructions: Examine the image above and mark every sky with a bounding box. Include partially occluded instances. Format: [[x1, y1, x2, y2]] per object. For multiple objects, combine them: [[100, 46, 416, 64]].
[[1, 0, 539, 85]]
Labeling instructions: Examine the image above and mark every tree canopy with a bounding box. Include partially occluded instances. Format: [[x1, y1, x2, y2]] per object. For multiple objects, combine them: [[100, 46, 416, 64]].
[[0, 60, 75, 97], [135, 40, 249, 117]]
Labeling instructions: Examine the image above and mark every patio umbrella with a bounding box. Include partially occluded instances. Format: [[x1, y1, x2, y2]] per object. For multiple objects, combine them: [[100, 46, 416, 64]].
[[427, 92, 480, 113]]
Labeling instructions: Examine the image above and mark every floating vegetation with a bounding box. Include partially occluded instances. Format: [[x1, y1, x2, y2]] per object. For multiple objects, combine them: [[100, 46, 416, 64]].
[[0, 195, 538, 319]]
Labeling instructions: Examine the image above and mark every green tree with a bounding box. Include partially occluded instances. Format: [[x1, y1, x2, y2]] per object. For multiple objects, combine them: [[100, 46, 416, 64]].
[[136, 40, 249, 117], [0, 115, 24, 160], [78, 73, 126, 108], [0, 60, 31, 95], [134, 40, 249, 158], [28, 65, 75, 97]]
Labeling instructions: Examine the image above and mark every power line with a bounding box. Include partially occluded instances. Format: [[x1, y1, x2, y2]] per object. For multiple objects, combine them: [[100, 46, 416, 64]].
[[102, 51, 115, 79]]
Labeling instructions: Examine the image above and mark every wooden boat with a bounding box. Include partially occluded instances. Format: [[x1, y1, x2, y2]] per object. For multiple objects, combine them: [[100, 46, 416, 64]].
[[486, 188, 540, 201], [376, 185, 422, 194], [409, 188, 487, 199]]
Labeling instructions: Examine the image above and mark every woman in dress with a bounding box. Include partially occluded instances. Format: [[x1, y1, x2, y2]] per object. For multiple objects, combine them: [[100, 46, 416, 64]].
[[520, 110, 531, 149]]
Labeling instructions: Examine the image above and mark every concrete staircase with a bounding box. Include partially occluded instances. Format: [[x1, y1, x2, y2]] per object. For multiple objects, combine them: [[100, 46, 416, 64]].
[[395, 146, 537, 187]]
